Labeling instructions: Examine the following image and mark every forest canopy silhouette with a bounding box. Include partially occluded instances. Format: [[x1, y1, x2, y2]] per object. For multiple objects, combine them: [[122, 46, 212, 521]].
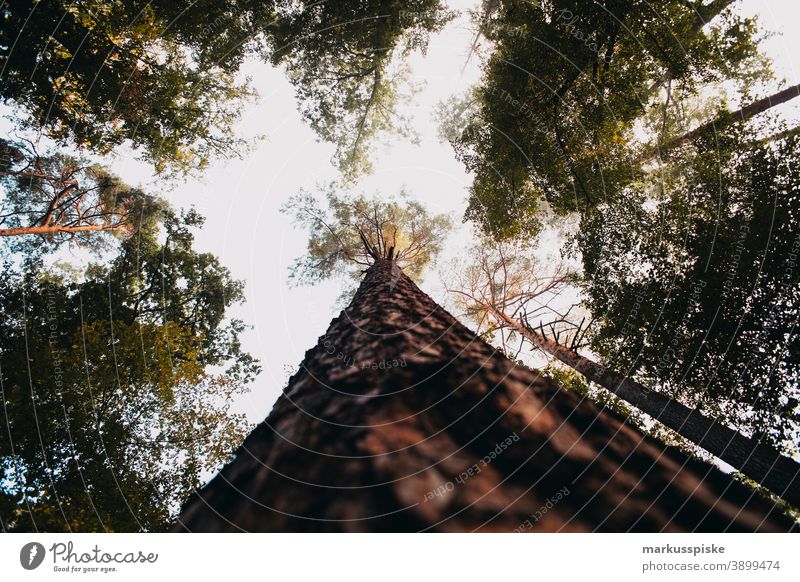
[[1, 0, 798, 533]]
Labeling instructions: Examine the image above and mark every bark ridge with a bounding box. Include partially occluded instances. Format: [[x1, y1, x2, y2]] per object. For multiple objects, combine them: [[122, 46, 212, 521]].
[[174, 260, 794, 532]]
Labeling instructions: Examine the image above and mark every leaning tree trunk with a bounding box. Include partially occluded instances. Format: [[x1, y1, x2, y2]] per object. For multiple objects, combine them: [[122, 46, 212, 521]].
[[174, 260, 793, 532], [487, 306, 800, 508], [641, 82, 800, 164]]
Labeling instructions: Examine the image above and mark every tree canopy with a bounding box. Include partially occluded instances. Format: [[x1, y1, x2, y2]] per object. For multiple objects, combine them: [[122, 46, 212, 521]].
[[266, 0, 453, 179], [0, 1, 453, 178], [0, 211, 259, 531], [576, 126, 800, 454], [2, 0, 798, 529], [0, 0, 276, 175], [442, 0, 770, 236], [283, 184, 452, 288], [0, 137, 165, 254]]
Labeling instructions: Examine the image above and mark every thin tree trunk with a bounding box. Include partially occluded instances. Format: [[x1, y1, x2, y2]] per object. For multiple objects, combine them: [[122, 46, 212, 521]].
[[641, 83, 800, 163], [487, 305, 800, 507], [0, 224, 118, 236], [692, 0, 737, 34], [174, 260, 793, 532]]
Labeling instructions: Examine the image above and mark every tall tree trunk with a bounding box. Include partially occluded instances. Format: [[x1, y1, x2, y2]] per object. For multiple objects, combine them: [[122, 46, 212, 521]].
[[175, 260, 792, 532], [642, 83, 800, 163], [486, 305, 800, 507]]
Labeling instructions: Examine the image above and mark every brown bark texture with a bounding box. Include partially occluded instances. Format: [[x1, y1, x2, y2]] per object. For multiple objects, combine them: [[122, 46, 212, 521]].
[[174, 260, 794, 532], [487, 305, 800, 508]]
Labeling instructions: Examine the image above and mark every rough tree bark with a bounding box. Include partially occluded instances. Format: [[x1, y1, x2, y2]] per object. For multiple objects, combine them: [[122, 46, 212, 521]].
[[174, 260, 793, 532], [486, 305, 800, 508]]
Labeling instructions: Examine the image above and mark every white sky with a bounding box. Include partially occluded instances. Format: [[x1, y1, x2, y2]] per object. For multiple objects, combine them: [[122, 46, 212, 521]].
[[123, 0, 800, 424], [122, 0, 488, 422], [6, 0, 798, 425]]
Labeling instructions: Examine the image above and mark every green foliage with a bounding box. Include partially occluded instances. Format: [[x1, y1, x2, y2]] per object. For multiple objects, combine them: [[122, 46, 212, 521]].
[[0, 0, 269, 175], [77, 209, 260, 383], [444, 0, 769, 235], [1, 1, 453, 178], [266, 0, 453, 179], [576, 127, 800, 453], [0, 138, 166, 254], [283, 184, 452, 286], [0, 212, 258, 531], [545, 366, 642, 423]]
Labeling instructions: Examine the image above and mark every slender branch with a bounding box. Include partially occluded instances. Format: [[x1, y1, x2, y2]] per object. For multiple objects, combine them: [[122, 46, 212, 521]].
[[0, 224, 123, 237]]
